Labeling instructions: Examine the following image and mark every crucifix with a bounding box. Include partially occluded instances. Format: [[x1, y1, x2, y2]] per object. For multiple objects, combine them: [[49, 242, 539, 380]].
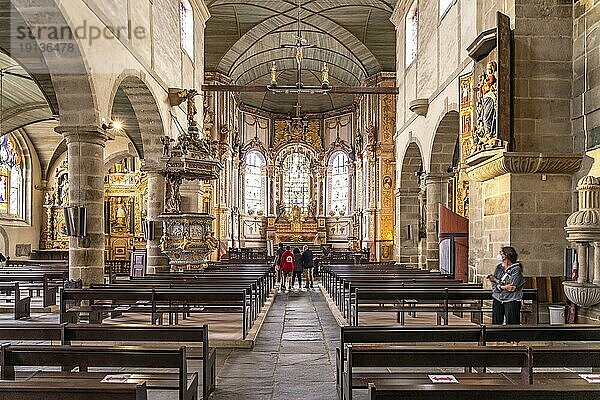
[[293, 102, 302, 118]]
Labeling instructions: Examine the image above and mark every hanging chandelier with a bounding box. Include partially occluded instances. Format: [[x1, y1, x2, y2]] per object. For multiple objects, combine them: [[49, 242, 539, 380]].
[[267, 0, 331, 94]]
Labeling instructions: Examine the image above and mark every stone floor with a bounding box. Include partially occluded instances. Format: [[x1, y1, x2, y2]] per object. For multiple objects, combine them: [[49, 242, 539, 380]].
[[210, 285, 340, 400]]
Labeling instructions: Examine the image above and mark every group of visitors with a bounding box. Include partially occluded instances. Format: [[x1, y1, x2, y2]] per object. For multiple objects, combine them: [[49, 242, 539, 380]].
[[274, 243, 314, 291]]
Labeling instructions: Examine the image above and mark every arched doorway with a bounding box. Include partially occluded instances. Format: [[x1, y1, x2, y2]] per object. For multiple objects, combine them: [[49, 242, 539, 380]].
[[398, 141, 425, 268]]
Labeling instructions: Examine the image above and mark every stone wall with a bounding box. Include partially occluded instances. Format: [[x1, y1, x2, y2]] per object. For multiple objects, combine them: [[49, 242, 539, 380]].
[[513, 0, 573, 153]]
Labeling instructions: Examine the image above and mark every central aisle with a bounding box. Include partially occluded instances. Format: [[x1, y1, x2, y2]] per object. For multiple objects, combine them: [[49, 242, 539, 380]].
[[210, 288, 340, 399]]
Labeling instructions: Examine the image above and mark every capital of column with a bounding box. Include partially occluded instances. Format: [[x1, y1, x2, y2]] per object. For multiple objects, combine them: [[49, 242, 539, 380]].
[[423, 172, 453, 185], [55, 124, 113, 146]]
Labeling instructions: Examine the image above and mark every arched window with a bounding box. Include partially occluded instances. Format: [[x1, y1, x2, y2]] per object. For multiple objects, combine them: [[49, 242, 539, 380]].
[[244, 151, 266, 213], [330, 152, 349, 213], [0, 134, 23, 218], [180, 0, 194, 58], [439, 0, 454, 17], [405, 1, 418, 67], [282, 153, 311, 210]]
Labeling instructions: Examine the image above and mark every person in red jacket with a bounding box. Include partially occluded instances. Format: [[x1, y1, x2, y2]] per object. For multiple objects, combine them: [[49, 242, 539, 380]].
[[280, 245, 294, 291]]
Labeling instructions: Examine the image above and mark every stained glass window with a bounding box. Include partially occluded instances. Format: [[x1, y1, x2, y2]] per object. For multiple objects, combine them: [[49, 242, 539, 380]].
[[244, 151, 265, 213], [0, 134, 23, 218], [405, 1, 418, 67], [180, 0, 194, 59], [330, 152, 349, 213], [283, 153, 310, 211], [439, 0, 454, 17]]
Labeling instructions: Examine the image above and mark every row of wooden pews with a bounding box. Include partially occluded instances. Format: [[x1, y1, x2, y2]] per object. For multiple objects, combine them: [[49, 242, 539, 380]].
[[0, 256, 277, 399], [321, 261, 538, 326], [324, 262, 599, 400], [61, 261, 274, 339], [0, 260, 68, 318], [0, 323, 215, 399], [338, 324, 600, 400]]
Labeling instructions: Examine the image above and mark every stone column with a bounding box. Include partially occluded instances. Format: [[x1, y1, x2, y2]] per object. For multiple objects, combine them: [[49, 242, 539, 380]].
[[594, 243, 600, 286], [56, 125, 110, 287], [146, 170, 169, 274], [577, 243, 589, 285], [424, 172, 450, 270]]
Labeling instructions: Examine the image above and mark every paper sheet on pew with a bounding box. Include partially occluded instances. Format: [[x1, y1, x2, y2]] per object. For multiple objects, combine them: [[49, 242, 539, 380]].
[[580, 374, 600, 383], [428, 375, 458, 383], [101, 374, 131, 383]]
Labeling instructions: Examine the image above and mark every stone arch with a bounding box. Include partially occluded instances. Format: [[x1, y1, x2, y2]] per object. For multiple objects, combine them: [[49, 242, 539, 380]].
[[429, 110, 460, 174], [108, 71, 166, 169], [398, 141, 424, 267], [3, 0, 99, 126], [104, 150, 138, 173]]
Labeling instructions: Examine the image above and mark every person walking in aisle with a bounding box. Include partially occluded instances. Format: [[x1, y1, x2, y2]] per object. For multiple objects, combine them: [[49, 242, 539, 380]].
[[487, 246, 525, 325], [280, 245, 295, 292], [291, 247, 303, 290], [301, 245, 314, 289], [274, 243, 285, 287]]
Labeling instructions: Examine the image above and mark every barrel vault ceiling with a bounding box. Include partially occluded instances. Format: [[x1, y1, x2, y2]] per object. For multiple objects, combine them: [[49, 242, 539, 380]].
[[204, 0, 397, 115]]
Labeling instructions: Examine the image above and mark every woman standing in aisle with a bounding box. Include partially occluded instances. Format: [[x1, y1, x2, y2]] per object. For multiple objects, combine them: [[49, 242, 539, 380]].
[[487, 246, 525, 325]]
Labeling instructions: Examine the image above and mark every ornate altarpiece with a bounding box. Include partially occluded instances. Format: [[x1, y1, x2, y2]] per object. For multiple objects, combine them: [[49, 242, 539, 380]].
[[268, 114, 327, 244], [103, 158, 148, 260], [465, 11, 511, 163], [40, 160, 70, 249]]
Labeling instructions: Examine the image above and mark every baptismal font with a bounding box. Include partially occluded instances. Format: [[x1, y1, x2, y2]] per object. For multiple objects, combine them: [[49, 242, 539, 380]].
[[158, 89, 223, 270]]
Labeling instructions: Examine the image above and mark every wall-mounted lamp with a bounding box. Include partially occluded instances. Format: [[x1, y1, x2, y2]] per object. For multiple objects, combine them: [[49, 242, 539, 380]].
[[64, 206, 87, 237], [102, 119, 123, 131]]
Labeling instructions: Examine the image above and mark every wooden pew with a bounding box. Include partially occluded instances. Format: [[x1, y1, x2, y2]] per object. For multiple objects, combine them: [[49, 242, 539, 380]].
[[343, 345, 530, 400], [367, 384, 600, 400], [0, 271, 65, 307], [61, 287, 250, 338], [0, 344, 197, 400], [338, 325, 600, 400], [336, 326, 482, 399], [352, 288, 538, 326], [0, 323, 215, 399], [0, 381, 148, 400], [0, 282, 30, 319]]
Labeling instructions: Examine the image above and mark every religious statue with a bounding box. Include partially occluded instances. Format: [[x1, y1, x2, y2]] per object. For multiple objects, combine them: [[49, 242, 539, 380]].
[[165, 175, 182, 214], [307, 199, 317, 221], [275, 200, 286, 222], [115, 198, 128, 227], [178, 234, 191, 250], [270, 61, 278, 87], [159, 235, 168, 252], [186, 89, 198, 127], [321, 62, 330, 88], [473, 61, 499, 151], [161, 136, 174, 156], [204, 231, 218, 249]]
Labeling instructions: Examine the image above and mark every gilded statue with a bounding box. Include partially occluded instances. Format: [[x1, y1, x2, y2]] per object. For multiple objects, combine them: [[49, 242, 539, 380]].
[[178, 234, 191, 250], [159, 235, 168, 252], [473, 61, 500, 151], [204, 231, 218, 249]]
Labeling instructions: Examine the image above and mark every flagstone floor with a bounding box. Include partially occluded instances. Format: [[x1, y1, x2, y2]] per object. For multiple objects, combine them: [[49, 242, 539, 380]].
[[209, 286, 340, 400]]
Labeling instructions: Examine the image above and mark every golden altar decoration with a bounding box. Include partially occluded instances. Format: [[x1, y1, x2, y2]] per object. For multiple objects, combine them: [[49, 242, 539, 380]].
[[274, 204, 319, 243]]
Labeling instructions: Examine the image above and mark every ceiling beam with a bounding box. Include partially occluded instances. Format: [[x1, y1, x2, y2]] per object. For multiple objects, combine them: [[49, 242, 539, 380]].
[[201, 84, 398, 94]]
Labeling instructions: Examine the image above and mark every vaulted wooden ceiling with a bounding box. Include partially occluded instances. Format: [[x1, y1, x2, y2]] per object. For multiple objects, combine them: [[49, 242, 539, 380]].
[[204, 0, 397, 114]]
